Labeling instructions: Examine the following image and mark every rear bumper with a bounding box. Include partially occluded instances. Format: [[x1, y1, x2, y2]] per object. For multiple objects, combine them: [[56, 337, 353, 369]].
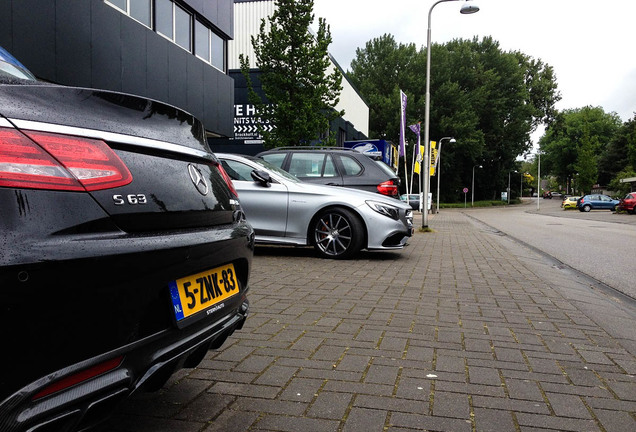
[[0, 301, 249, 432], [0, 188, 254, 432]]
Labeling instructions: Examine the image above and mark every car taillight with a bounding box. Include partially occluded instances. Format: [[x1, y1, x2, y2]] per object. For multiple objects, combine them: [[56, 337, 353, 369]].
[[215, 162, 238, 197], [377, 180, 398, 197], [32, 356, 123, 401], [0, 127, 132, 191]]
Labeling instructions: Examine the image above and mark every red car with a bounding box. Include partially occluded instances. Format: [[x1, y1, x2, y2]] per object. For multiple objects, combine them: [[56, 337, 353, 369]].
[[618, 192, 636, 214]]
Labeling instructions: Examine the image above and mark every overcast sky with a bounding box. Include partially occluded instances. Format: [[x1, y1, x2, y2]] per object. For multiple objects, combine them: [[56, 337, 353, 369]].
[[312, 0, 636, 124]]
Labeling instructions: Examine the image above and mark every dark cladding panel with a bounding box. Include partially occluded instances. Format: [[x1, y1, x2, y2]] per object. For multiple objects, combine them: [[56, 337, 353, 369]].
[[91, 4, 122, 91], [203, 69, 220, 132], [168, 47, 188, 111], [217, 74, 234, 137], [186, 0, 232, 38], [186, 55, 205, 120], [56, 0, 92, 88], [11, 0, 56, 79], [0, 2, 12, 51], [146, 36, 170, 104], [121, 20, 149, 95]]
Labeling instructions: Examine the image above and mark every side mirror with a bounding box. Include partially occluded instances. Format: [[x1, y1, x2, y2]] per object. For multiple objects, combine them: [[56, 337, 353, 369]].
[[251, 169, 272, 187]]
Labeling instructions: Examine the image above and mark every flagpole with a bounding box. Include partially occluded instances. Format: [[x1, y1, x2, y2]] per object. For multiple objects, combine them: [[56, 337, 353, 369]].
[[410, 144, 416, 196], [404, 143, 409, 196]]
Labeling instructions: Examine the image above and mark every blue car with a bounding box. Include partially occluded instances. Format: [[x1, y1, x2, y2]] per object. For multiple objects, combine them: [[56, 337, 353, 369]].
[[576, 194, 620, 212]]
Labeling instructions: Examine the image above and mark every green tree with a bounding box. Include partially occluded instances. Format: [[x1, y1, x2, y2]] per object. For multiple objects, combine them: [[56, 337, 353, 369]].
[[599, 114, 636, 184], [348, 36, 560, 201], [240, 0, 343, 148], [540, 106, 622, 191]]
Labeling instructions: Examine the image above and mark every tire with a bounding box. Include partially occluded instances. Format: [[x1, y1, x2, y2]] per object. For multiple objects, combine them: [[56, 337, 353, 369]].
[[631, 207, 636, 215], [312, 208, 364, 259], [582, 205, 591, 212]]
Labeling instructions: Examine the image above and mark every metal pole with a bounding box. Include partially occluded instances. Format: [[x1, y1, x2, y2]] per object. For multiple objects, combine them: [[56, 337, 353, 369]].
[[436, 149, 441, 213], [471, 165, 475, 207], [508, 171, 511, 204], [435, 137, 453, 214], [537, 151, 541, 211], [422, 0, 477, 226]]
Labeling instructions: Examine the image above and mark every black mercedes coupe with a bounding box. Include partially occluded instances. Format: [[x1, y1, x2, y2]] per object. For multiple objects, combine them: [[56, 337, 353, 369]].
[[0, 46, 254, 432]]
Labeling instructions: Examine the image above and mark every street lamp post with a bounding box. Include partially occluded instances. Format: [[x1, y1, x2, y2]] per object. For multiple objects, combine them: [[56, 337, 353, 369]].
[[472, 164, 482, 207], [436, 137, 455, 214], [508, 170, 517, 204], [421, 0, 479, 228], [537, 150, 541, 211]]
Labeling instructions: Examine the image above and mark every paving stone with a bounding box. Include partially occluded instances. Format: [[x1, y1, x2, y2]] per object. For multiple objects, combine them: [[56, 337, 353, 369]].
[[515, 412, 599, 431], [472, 407, 516, 432], [342, 407, 387, 432], [432, 391, 470, 419], [306, 391, 352, 419], [101, 211, 636, 432], [468, 366, 502, 386], [254, 414, 340, 432], [544, 392, 591, 418], [592, 408, 636, 432]]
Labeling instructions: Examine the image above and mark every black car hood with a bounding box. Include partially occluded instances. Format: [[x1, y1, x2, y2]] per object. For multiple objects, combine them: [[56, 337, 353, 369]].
[[0, 82, 209, 154]]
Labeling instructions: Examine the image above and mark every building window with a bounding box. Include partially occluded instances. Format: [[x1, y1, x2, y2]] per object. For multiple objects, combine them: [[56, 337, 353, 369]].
[[105, 0, 226, 66], [194, 20, 210, 62], [156, 0, 191, 51], [106, 0, 151, 27], [195, 20, 226, 71], [174, 4, 191, 51], [155, 0, 173, 39], [211, 31, 225, 71]]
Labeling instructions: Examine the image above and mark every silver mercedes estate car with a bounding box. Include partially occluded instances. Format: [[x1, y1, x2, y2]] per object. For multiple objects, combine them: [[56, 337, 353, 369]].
[[217, 153, 413, 259]]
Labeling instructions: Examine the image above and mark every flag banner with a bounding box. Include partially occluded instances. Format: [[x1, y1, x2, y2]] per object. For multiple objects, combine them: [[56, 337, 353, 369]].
[[414, 144, 424, 174], [408, 122, 421, 159], [430, 141, 438, 174], [399, 90, 407, 157]]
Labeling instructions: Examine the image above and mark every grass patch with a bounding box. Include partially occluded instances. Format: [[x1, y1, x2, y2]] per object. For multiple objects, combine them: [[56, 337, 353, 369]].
[[439, 199, 522, 208]]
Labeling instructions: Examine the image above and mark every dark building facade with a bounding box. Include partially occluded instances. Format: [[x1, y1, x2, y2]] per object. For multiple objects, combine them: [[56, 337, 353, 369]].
[[0, 0, 235, 137]]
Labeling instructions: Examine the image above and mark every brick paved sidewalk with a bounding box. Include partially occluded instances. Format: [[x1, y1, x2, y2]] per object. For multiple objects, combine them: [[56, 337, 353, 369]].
[[102, 210, 636, 432]]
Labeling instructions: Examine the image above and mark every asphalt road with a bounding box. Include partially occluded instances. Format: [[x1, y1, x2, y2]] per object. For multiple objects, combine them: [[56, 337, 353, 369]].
[[465, 197, 636, 300]]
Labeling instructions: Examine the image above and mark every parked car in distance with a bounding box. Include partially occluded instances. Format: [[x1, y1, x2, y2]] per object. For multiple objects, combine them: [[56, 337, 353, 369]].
[[618, 192, 636, 214], [561, 195, 581, 210], [217, 153, 413, 259], [256, 146, 400, 197], [576, 194, 620, 212], [400, 194, 420, 210], [0, 46, 253, 432]]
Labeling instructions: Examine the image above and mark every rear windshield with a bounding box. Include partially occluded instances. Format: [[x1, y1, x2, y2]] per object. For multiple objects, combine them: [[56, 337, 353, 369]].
[[0, 46, 37, 81], [374, 160, 397, 178]]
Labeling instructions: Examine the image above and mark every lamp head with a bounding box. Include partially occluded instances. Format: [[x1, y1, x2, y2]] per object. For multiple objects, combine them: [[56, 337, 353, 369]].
[[449, 138, 457, 143], [460, 2, 480, 14]]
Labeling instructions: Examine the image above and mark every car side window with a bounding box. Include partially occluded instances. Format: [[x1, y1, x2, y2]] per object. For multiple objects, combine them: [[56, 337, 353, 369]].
[[339, 155, 363, 176], [288, 153, 336, 178], [260, 153, 286, 168], [221, 160, 252, 181]]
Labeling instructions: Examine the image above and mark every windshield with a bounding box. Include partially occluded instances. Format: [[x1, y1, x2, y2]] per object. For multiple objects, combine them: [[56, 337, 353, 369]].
[[0, 46, 37, 81], [249, 156, 302, 183]]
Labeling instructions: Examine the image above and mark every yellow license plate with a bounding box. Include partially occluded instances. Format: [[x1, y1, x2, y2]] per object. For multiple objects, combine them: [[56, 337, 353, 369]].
[[169, 263, 239, 322]]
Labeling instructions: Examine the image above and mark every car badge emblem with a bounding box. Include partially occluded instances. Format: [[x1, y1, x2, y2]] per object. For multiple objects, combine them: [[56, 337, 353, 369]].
[[188, 164, 209, 196]]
